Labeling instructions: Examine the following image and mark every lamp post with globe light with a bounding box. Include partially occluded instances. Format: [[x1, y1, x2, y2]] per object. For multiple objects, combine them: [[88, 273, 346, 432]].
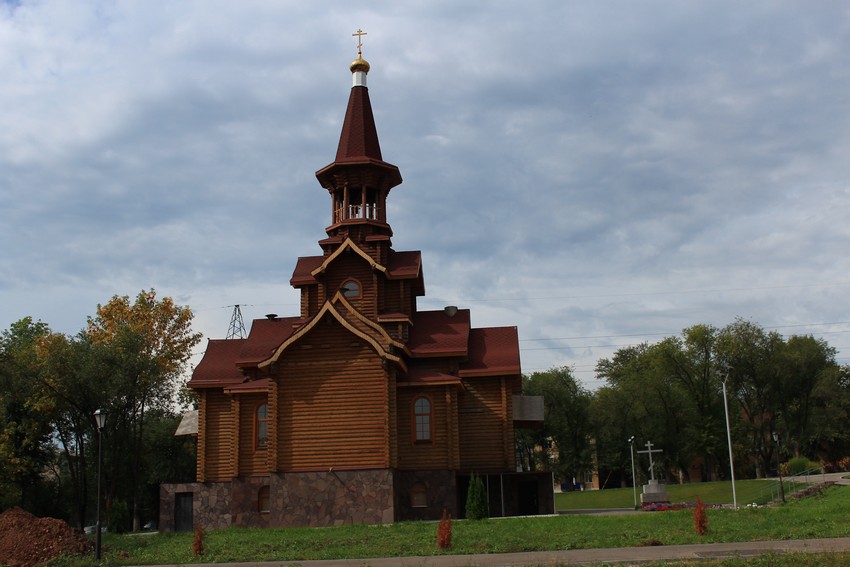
[[94, 409, 107, 561]]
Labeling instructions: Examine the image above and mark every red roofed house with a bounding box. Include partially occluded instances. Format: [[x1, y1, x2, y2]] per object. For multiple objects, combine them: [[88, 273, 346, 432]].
[[159, 45, 551, 531]]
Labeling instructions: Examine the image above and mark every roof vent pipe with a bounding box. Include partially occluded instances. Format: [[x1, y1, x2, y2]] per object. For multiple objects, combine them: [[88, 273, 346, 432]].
[[444, 305, 458, 317], [265, 313, 278, 321]]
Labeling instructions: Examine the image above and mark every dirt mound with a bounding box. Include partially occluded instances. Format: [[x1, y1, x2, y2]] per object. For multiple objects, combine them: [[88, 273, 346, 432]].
[[0, 507, 92, 567]]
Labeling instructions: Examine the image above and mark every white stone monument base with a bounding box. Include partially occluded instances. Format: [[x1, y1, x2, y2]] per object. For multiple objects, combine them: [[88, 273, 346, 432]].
[[640, 479, 670, 504]]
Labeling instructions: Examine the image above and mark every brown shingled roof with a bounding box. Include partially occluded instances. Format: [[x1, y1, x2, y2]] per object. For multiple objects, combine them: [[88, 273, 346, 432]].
[[290, 256, 324, 286], [335, 85, 383, 162], [459, 326, 521, 377], [386, 250, 421, 279], [408, 309, 470, 357], [236, 317, 301, 367], [188, 339, 247, 388], [399, 368, 462, 387]]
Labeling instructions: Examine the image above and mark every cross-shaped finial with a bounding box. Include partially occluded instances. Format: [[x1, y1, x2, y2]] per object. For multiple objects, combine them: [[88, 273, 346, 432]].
[[352, 28, 367, 55]]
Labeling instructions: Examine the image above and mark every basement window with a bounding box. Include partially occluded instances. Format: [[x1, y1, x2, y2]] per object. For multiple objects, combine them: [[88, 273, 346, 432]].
[[258, 486, 270, 514], [411, 482, 427, 508]]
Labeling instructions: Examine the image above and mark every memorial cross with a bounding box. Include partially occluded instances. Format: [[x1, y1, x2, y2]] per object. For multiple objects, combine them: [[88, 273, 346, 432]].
[[636, 440, 664, 482]]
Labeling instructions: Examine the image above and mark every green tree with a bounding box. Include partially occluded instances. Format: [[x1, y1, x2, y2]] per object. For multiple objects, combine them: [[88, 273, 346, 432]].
[[85, 289, 201, 530], [0, 318, 57, 512], [465, 473, 488, 520], [523, 367, 594, 485]]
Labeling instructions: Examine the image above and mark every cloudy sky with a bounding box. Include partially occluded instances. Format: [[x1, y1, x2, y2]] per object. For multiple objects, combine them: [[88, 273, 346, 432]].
[[2, 0, 849, 387]]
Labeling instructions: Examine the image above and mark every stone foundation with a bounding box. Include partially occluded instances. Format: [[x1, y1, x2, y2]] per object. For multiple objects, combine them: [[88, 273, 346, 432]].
[[159, 482, 232, 531], [395, 470, 456, 521], [161, 469, 553, 530], [269, 469, 394, 527]]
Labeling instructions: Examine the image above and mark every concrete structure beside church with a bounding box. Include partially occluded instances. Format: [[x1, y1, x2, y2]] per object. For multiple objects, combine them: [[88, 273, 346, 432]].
[[160, 39, 551, 531]]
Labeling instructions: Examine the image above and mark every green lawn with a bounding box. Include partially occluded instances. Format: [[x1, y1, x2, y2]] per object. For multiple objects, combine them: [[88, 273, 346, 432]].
[[556, 478, 793, 509], [48, 484, 850, 566]]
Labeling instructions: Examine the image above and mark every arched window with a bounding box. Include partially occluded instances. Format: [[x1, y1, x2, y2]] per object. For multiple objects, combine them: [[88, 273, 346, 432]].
[[342, 279, 361, 299], [256, 403, 269, 450], [258, 485, 270, 513], [413, 396, 432, 443], [411, 481, 427, 508]]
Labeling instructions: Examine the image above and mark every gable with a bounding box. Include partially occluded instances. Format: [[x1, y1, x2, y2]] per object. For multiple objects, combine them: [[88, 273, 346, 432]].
[[257, 292, 406, 370]]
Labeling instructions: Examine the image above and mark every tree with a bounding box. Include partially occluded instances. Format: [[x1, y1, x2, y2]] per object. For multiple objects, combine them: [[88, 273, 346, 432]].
[[85, 289, 201, 530], [465, 473, 488, 520], [0, 318, 57, 512], [523, 367, 594, 485]]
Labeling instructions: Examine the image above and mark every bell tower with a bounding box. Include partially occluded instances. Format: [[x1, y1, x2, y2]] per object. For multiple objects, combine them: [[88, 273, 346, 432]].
[[315, 30, 402, 250]]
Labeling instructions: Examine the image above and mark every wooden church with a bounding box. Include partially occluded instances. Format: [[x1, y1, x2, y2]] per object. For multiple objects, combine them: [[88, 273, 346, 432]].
[[160, 38, 552, 531]]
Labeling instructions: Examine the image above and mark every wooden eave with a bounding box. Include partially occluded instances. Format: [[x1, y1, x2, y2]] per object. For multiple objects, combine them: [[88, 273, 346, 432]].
[[310, 237, 387, 278], [224, 378, 271, 394], [257, 291, 408, 371]]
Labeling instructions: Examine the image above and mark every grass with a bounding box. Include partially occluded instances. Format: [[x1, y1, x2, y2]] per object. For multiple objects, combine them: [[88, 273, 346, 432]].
[[643, 552, 850, 566], [556, 479, 789, 510], [47, 484, 850, 566]]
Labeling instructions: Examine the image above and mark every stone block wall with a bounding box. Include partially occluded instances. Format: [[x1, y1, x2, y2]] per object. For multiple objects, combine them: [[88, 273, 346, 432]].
[[159, 482, 232, 531], [231, 477, 271, 528], [395, 469, 456, 521], [269, 469, 395, 527]]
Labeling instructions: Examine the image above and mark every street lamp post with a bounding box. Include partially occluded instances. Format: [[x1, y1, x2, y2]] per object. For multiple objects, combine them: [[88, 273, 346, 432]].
[[94, 409, 107, 561], [772, 431, 786, 503], [628, 436, 637, 508], [721, 372, 738, 509]]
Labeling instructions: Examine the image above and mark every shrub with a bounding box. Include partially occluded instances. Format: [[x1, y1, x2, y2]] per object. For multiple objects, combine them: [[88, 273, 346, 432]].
[[465, 474, 489, 520], [437, 509, 452, 549], [193, 524, 205, 556], [109, 500, 130, 534], [784, 456, 819, 476], [839, 456, 850, 472], [693, 497, 707, 536]]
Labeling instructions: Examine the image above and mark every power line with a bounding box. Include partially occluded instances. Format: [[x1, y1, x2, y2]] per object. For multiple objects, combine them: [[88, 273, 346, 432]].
[[420, 282, 850, 305]]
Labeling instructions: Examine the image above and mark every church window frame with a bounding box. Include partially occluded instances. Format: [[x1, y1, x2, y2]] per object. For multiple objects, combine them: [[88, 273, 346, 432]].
[[412, 395, 433, 444], [341, 278, 362, 299], [255, 402, 270, 451]]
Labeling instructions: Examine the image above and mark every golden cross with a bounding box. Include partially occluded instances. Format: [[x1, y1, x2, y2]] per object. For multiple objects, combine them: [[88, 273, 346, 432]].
[[352, 28, 367, 55]]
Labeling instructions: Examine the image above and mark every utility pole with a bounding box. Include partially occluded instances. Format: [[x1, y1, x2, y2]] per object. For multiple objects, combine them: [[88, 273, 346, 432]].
[[226, 304, 247, 339]]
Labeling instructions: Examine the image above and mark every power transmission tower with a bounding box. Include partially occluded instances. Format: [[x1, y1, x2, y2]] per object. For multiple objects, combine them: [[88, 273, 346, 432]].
[[226, 304, 247, 339]]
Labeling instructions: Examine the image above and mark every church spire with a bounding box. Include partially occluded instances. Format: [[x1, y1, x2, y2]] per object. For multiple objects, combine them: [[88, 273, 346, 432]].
[[316, 31, 402, 235]]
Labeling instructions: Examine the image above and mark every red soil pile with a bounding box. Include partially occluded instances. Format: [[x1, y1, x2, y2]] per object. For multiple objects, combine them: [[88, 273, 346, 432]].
[[0, 507, 92, 567]]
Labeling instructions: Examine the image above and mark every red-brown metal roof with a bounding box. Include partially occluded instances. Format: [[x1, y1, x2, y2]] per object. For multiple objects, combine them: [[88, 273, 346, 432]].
[[460, 326, 521, 377], [290, 249, 422, 287], [335, 85, 383, 162], [235, 317, 301, 367], [408, 309, 470, 357], [290, 256, 324, 286], [386, 250, 421, 279], [224, 377, 271, 393], [188, 339, 247, 388], [398, 368, 462, 387]]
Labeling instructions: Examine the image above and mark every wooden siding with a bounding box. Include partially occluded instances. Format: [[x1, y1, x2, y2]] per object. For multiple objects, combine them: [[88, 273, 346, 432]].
[[396, 386, 454, 470], [237, 392, 270, 476], [201, 389, 235, 481], [324, 254, 377, 318], [275, 319, 390, 470], [458, 378, 511, 471], [388, 368, 398, 468]]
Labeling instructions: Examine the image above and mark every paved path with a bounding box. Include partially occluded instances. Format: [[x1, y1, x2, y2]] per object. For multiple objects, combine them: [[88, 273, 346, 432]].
[[153, 537, 850, 567]]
